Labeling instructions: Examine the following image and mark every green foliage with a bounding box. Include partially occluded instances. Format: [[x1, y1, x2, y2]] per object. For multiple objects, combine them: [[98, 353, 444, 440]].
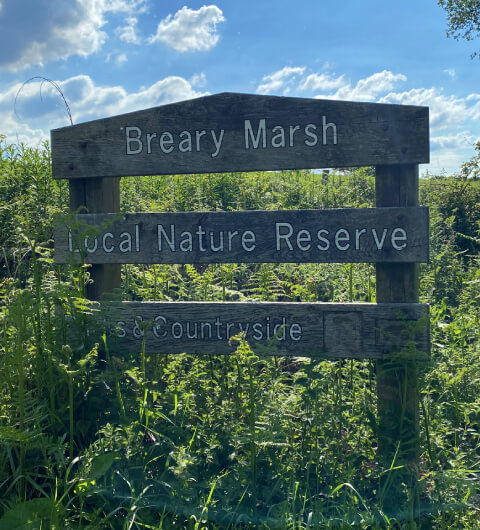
[[460, 140, 480, 180], [0, 137, 68, 282], [438, 0, 480, 57], [1, 139, 480, 527]]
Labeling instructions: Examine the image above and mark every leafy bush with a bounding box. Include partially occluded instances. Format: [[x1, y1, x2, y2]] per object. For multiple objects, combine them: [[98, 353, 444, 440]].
[[1, 140, 480, 528]]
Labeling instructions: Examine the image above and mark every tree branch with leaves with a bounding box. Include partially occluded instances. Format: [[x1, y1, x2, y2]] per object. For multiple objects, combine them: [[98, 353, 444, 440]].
[[438, 0, 480, 57]]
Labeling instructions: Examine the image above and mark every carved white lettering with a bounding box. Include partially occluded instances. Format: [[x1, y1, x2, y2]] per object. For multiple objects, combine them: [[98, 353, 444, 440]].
[[157, 224, 175, 251], [124, 116, 339, 159], [119, 232, 132, 253], [103, 232, 114, 253], [355, 228, 366, 250], [196, 225, 206, 252], [276, 222, 294, 250], [335, 229, 350, 251], [304, 123, 318, 146], [133, 316, 144, 339], [172, 321, 183, 339], [116, 321, 126, 338], [146, 133, 157, 154], [180, 231, 193, 252], [210, 231, 224, 252], [153, 316, 167, 338], [271, 126, 285, 148], [322, 116, 338, 145], [228, 230, 239, 251], [126, 126, 142, 155], [155, 224, 255, 253], [317, 229, 330, 251], [372, 228, 388, 250], [289, 125, 300, 147], [85, 236, 98, 254], [179, 131, 192, 153], [160, 132, 174, 154], [195, 130, 206, 151], [245, 119, 266, 149], [119, 314, 304, 343], [211, 129, 225, 158], [241, 231, 256, 252], [290, 323, 302, 341], [296, 229, 312, 251], [391, 228, 407, 250]]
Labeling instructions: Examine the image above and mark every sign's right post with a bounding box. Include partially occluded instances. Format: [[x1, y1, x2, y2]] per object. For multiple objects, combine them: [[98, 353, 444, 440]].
[[375, 163, 420, 509]]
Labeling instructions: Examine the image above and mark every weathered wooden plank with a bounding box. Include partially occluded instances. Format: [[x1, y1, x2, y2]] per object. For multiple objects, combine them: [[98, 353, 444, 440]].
[[54, 207, 429, 264], [375, 164, 421, 504], [92, 301, 429, 359], [69, 177, 121, 300], [51, 92, 430, 179]]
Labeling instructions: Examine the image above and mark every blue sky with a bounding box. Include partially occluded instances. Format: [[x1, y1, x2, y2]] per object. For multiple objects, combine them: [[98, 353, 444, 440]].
[[0, 0, 479, 175]]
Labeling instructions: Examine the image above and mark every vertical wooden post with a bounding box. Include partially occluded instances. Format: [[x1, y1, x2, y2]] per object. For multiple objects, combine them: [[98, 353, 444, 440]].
[[375, 164, 420, 511], [69, 177, 121, 300]]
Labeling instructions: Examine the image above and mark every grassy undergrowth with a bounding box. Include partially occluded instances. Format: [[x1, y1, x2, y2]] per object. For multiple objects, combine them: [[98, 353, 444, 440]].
[[1, 139, 480, 528]]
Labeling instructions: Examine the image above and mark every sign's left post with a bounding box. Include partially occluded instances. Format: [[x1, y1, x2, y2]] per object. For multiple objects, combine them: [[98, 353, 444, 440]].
[[69, 177, 121, 300]]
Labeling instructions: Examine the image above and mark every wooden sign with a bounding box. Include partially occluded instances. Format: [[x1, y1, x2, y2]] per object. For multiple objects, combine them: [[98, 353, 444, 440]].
[[51, 90, 431, 479], [51, 92, 429, 179], [95, 301, 429, 359], [55, 207, 429, 264]]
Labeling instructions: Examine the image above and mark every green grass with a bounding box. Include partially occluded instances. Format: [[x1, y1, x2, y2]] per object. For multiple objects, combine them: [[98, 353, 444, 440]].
[[1, 138, 480, 528]]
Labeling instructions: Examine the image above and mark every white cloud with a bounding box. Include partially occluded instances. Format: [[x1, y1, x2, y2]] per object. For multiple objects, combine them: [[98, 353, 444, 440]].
[[378, 88, 476, 130], [116, 16, 140, 44], [258, 67, 406, 102], [149, 5, 225, 52], [426, 134, 480, 175], [333, 71, 407, 101], [0, 0, 146, 71], [104, 0, 147, 12], [427, 147, 473, 176], [444, 68, 456, 78], [63, 75, 207, 121], [299, 72, 346, 92], [190, 72, 207, 88], [431, 132, 477, 150], [115, 53, 128, 65], [256, 67, 306, 95], [0, 114, 48, 146], [0, 75, 207, 144]]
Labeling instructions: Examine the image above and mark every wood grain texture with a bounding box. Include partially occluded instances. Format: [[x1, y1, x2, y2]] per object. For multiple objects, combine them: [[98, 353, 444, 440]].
[[51, 92, 429, 179], [376, 165, 420, 302], [54, 207, 429, 264], [69, 177, 121, 300], [375, 163, 421, 498], [92, 301, 430, 359]]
